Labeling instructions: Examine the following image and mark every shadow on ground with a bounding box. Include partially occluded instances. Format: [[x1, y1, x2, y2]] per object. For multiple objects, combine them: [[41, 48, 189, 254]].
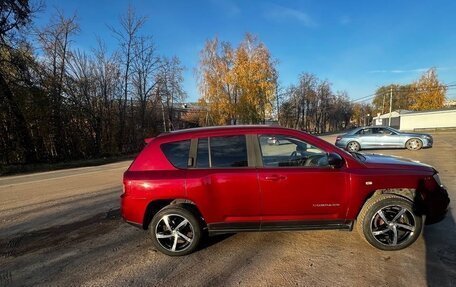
[[425, 210, 456, 287], [199, 233, 234, 250]]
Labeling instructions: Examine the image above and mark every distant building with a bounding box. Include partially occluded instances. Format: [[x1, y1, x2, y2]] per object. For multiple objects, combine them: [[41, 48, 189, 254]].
[[372, 110, 409, 129], [444, 99, 456, 107], [373, 108, 456, 131]]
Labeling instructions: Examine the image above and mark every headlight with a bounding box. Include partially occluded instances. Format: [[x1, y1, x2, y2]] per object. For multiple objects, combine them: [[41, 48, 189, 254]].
[[433, 173, 443, 187]]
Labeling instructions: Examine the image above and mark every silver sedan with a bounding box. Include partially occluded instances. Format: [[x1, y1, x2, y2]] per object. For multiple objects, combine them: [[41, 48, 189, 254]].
[[335, 126, 433, 152]]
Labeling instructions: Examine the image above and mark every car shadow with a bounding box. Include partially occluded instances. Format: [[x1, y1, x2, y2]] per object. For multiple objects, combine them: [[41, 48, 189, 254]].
[[198, 233, 234, 250], [424, 210, 456, 286]]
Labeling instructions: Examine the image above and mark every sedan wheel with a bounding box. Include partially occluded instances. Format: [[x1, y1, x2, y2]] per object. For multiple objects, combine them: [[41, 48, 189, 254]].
[[150, 205, 201, 256], [406, 138, 423, 150], [357, 194, 422, 250], [347, 141, 361, 152]]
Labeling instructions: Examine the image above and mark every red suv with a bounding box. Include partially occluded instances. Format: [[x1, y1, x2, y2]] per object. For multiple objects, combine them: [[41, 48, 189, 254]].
[[121, 126, 449, 256]]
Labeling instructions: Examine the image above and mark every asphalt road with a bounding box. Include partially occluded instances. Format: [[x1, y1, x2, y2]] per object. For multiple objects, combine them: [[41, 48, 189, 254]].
[[0, 132, 455, 287]]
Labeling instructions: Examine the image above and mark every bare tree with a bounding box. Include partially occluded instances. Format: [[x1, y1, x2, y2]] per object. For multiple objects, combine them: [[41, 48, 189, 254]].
[[110, 5, 146, 152], [37, 9, 79, 159], [0, 4, 192, 169], [280, 73, 353, 133], [66, 50, 100, 155], [92, 39, 122, 154], [131, 36, 159, 136], [155, 56, 186, 131]]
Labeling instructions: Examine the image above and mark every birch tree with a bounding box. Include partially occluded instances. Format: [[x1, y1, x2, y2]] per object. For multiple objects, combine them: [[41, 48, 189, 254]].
[[198, 34, 277, 125]]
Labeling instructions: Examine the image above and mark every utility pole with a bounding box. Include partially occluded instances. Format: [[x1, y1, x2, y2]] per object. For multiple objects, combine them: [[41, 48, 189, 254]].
[[388, 86, 393, 126], [276, 87, 280, 123]]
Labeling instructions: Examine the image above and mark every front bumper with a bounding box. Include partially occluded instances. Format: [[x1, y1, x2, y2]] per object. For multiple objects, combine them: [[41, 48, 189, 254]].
[[423, 138, 433, 148], [335, 141, 345, 148], [424, 185, 450, 224]]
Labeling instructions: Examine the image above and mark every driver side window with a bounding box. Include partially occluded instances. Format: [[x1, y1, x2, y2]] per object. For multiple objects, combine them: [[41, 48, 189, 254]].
[[258, 135, 328, 168]]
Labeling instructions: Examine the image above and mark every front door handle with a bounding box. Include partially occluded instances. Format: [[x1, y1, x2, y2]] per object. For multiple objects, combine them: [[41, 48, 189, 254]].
[[264, 175, 287, 181]]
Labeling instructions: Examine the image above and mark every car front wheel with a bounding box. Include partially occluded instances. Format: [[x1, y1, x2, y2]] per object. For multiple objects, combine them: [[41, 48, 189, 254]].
[[356, 194, 423, 251], [405, 138, 423, 150], [149, 205, 202, 256]]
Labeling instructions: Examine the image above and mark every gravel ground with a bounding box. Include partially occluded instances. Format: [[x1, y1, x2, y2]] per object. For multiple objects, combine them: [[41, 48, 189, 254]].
[[0, 132, 455, 287]]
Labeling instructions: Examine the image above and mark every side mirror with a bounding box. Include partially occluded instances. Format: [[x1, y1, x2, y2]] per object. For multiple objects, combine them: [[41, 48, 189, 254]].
[[327, 152, 344, 168]]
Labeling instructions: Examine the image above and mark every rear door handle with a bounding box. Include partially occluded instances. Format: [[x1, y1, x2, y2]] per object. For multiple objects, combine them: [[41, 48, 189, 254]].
[[264, 175, 287, 181]]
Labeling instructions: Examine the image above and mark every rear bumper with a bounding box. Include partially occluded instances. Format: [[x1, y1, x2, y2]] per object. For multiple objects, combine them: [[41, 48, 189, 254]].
[[120, 193, 148, 228]]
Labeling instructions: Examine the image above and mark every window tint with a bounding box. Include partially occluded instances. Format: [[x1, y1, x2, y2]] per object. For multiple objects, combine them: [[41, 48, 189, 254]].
[[356, 128, 372, 135], [374, 128, 393, 135], [196, 138, 209, 168], [210, 135, 248, 167], [259, 135, 328, 167], [161, 140, 190, 168]]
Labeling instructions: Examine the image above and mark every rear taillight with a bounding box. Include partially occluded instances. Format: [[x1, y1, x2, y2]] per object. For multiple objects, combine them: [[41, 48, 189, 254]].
[[122, 179, 131, 194]]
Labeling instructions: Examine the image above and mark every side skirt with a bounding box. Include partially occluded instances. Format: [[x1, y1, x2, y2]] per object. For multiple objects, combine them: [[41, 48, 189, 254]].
[[208, 220, 353, 236]]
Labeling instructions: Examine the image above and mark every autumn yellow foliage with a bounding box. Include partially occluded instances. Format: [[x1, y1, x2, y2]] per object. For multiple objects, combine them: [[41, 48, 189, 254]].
[[411, 68, 446, 111], [197, 34, 277, 125], [372, 68, 447, 113]]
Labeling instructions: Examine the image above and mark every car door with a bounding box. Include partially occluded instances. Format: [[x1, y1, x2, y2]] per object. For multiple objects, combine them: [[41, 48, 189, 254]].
[[256, 134, 349, 226], [356, 128, 377, 148], [185, 135, 261, 232], [378, 127, 403, 147]]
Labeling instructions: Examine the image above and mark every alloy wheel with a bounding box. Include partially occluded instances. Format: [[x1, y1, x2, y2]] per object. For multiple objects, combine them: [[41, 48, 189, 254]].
[[155, 214, 194, 252], [406, 139, 422, 150], [347, 141, 360, 152], [370, 205, 416, 246]]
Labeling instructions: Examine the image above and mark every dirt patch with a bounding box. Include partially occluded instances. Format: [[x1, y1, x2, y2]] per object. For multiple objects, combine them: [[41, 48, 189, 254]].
[[0, 209, 121, 258]]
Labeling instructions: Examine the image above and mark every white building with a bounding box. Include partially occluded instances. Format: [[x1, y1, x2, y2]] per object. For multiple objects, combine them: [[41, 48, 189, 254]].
[[373, 108, 456, 131]]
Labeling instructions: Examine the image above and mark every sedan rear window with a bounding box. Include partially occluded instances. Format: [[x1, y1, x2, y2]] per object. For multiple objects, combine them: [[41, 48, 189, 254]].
[[161, 140, 191, 168], [356, 128, 372, 135]]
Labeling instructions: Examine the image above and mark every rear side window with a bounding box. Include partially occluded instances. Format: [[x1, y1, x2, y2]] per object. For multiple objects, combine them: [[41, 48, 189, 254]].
[[373, 128, 394, 135], [210, 135, 248, 168], [161, 140, 190, 168], [356, 128, 372, 135]]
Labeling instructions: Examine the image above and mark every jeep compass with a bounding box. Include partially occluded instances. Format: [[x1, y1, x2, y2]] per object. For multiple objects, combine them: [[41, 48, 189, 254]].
[[121, 126, 449, 256]]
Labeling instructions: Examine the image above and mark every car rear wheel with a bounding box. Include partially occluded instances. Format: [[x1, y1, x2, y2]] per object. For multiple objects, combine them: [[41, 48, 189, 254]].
[[405, 138, 423, 150], [356, 194, 422, 251], [149, 205, 202, 256], [347, 141, 361, 152]]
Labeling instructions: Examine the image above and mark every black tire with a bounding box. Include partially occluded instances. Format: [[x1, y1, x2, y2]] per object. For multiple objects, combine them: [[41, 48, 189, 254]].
[[405, 138, 423, 151], [346, 141, 361, 152], [149, 205, 202, 256], [356, 194, 423, 251]]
